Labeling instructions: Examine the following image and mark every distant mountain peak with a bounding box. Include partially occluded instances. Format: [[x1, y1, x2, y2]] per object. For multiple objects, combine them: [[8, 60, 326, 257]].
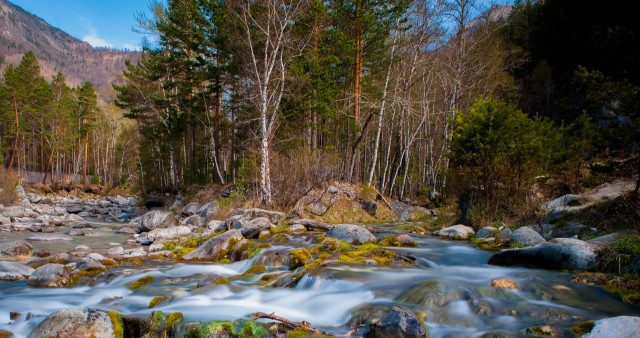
[[0, 0, 139, 91]]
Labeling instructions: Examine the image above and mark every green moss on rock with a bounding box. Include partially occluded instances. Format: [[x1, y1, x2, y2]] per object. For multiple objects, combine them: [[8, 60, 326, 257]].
[[289, 249, 312, 270], [107, 311, 124, 338], [129, 276, 155, 290], [570, 320, 594, 337]]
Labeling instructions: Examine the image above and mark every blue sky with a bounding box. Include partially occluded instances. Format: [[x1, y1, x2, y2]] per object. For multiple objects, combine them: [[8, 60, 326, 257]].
[[9, 0, 155, 51], [9, 0, 513, 51]]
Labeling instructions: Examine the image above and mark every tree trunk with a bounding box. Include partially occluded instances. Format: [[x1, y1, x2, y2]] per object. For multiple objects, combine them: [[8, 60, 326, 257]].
[[7, 93, 19, 171], [83, 133, 89, 184]]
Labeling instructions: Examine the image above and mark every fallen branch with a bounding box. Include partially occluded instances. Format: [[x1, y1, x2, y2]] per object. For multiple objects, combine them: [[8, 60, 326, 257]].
[[290, 218, 333, 231], [251, 312, 330, 336]]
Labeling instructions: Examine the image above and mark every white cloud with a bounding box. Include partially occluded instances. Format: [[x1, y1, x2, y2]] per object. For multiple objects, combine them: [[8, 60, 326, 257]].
[[82, 27, 113, 48], [123, 43, 142, 51]]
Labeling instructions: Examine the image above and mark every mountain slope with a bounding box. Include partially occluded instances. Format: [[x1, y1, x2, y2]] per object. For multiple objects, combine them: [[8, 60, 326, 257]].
[[0, 0, 139, 91]]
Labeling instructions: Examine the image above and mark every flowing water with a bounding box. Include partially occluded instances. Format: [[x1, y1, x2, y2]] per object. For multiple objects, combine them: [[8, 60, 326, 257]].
[[1, 221, 639, 337]]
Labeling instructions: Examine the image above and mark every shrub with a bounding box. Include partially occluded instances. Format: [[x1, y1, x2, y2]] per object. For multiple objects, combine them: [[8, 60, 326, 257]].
[[0, 168, 18, 205], [449, 98, 556, 227]]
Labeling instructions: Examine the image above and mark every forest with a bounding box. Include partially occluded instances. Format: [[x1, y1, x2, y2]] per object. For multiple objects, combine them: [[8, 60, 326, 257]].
[[2, 0, 639, 222]]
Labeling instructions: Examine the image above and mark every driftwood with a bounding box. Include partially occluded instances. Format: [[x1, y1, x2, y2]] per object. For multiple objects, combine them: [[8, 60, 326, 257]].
[[252, 312, 366, 337], [290, 218, 333, 231], [252, 312, 330, 336]]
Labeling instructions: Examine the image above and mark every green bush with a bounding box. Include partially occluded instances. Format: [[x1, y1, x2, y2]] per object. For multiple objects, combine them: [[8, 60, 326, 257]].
[[449, 98, 556, 227]]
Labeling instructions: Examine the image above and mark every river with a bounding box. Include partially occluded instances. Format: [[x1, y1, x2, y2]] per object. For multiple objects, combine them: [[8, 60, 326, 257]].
[[1, 221, 639, 337]]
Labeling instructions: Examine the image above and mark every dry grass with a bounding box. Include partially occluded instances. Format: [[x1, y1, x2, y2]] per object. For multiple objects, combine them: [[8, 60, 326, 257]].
[[0, 168, 18, 205]]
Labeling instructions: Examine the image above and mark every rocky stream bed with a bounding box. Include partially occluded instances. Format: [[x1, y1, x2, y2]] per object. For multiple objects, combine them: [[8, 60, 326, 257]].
[[0, 187, 639, 337]]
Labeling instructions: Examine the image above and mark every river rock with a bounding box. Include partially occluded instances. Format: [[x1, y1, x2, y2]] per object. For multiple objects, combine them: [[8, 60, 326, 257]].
[[231, 208, 285, 224], [0, 261, 34, 281], [28, 307, 116, 338], [510, 226, 546, 246], [587, 231, 630, 246], [552, 222, 589, 238], [362, 201, 378, 216], [183, 229, 243, 260], [488, 238, 597, 271], [476, 227, 498, 239], [436, 224, 475, 239], [139, 211, 179, 232], [236, 217, 274, 239], [181, 202, 201, 217], [27, 234, 73, 241], [183, 215, 204, 227], [545, 194, 582, 210], [26, 193, 42, 204], [583, 316, 640, 337], [206, 220, 227, 232], [197, 274, 228, 288], [86, 253, 115, 265], [390, 201, 414, 221], [197, 202, 218, 219], [139, 225, 192, 244], [71, 258, 105, 272], [120, 248, 147, 258], [66, 206, 84, 214], [2, 206, 28, 218], [0, 215, 10, 224], [27, 264, 71, 287], [116, 226, 137, 234], [67, 229, 85, 236], [290, 223, 306, 232], [365, 306, 427, 338], [0, 240, 34, 257], [107, 246, 124, 255], [327, 224, 376, 244]]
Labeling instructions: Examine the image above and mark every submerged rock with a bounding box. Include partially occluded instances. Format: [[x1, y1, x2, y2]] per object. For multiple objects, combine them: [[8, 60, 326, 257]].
[[26, 234, 74, 241], [583, 316, 640, 338], [488, 238, 597, 271], [28, 307, 115, 338], [0, 261, 34, 281], [27, 264, 72, 287], [196, 274, 229, 288], [0, 240, 34, 257], [327, 224, 376, 244], [138, 211, 179, 232], [436, 224, 475, 239], [183, 229, 243, 260], [365, 306, 428, 338], [510, 226, 545, 246]]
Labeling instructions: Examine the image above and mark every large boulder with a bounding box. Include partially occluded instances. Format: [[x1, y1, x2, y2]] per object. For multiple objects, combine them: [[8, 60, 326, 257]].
[[27, 264, 72, 287], [552, 222, 589, 238], [183, 229, 243, 260], [139, 211, 179, 232], [327, 224, 376, 244], [2, 206, 28, 218], [181, 202, 201, 217], [365, 306, 428, 338], [0, 261, 34, 281], [390, 201, 414, 221], [0, 240, 34, 257], [583, 316, 640, 338], [231, 208, 285, 224], [137, 226, 192, 244], [510, 226, 546, 246], [235, 217, 274, 239], [587, 231, 630, 246], [476, 227, 498, 239], [436, 224, 475, 239], [182, 215, 204, 228], [28, 307, 116, 338], [488, 238, 597, 271], [197, 202, 218, 219]]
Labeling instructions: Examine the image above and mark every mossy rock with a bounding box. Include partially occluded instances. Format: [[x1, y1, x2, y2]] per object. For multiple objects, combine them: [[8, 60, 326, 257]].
[[148, 296, 172, 309], [129, 276, 155, 290], [107, 311, 124, 338], [240, 264, 267, 277], [289, 249, 312, 270], [143, 311, 184, 338], [198, 320, 270, 338], [0, 330, 12, 338], [569, 320, 594, 337]]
